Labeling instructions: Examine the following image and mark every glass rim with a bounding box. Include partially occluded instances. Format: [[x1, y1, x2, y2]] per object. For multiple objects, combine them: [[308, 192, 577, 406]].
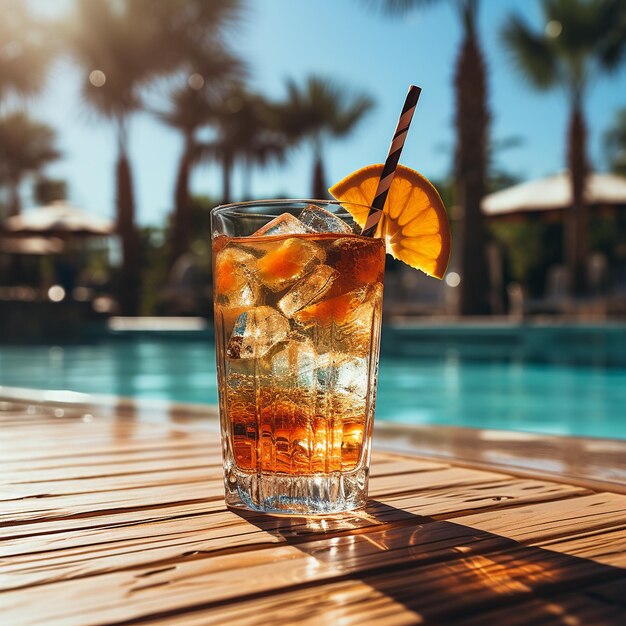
[[210, 198, 375, 218]]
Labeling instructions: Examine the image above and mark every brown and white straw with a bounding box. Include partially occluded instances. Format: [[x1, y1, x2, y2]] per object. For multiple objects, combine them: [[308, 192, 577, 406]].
[[361, 85, 421, 237]]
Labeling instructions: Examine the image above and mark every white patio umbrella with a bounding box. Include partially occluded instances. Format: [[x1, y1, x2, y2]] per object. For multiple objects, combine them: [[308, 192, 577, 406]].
[[3, 200, 114, 237], [482, 171, 626, 217]]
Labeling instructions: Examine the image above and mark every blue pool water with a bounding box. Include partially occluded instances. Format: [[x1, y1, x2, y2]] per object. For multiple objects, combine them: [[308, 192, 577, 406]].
[[1, 324, 625, 439]]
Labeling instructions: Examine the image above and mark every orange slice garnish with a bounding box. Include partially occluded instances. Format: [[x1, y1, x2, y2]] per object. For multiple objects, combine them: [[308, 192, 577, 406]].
[[329, 164, 451, 279]]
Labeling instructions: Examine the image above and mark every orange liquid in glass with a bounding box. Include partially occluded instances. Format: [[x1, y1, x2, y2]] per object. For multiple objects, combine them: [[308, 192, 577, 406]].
[[214, 233, 385, 475]]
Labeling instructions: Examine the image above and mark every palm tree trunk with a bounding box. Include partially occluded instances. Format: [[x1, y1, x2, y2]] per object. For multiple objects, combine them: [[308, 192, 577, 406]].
[[115, 133, 140, 316], [312, 153, 327, 199], [242, 159, 252, 200], [170, 137, 193, 266], [7, 179, 22, 217], [566, 102, 588, 295], [454, 12, 491, 316], [222, 153, 232, 204]]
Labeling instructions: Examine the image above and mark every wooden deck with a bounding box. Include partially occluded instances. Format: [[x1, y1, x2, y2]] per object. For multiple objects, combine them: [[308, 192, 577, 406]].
[[1, 391, 625, 625]]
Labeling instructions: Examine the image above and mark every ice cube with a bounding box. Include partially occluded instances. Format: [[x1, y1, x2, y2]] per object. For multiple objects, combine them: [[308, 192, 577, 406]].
[[256, 237, 325, 291], [277, 265, 339, 318], [266, 334, 317, 387], [339, 283, 383, 356], [253, 212, 312, 237], [214, 245, 260, 308], [298, 205, 353, 234], [226, 306, 289, 359], [294, 284, 383, 356], [334, 355, 369, 398], [315, 351, 351, 370], [315, 353, 369, 398], [292, 286, 368, 328]]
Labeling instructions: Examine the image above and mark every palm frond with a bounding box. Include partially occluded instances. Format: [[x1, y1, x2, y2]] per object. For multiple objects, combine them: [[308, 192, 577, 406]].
[[596, 0, 626, 70], [128, 0, 245, 78], [0, 111, 60, 181], [187, 46, 247, 86], [67, 1, 147, 119], [501, 14, 559, 90], [332, 94, 375, 136], [67, 0, 245, 121], [276, 75, 374, 142], [193, 86, 288, 169], [604, 107, 626, 175], [361, 0, 441, 17], [0, 0, 55, 100], [155, 85, 218, 133], [544, 0, 601, 52], [503, 0, 626, 98]]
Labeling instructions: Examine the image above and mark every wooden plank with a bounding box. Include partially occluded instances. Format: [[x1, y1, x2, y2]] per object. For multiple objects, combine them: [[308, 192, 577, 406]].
[[454, 493, 626, 542], [0, 430, 210, 454], [0, 415, 138, 427], [371, 476, 588, 519], [0, 455, 222, 482], [368, 466, 513, 497], [0, 481, 225, 526], [369, 457, 450, 474], [0, 446, 215, 473], [535, 526, 626, 568], [0, 500, 219, 541], [0, 438, 219, 464], [0, 416, 87, 427], [0, 467, 222, 501]]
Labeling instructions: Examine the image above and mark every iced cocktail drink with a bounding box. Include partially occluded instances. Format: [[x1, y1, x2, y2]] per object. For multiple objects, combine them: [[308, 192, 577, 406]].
[[212, 201, 385, 514]]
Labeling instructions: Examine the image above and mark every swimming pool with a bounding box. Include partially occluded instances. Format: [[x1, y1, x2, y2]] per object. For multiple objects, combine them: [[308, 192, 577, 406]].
[[1, 324, 625, 439]]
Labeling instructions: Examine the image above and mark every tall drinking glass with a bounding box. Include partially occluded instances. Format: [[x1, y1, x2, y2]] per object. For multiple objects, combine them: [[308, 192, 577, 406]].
[[211, 200, 384, 514]]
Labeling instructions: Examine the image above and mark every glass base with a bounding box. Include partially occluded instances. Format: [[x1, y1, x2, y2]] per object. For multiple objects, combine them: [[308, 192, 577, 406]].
[[224, 464, 369, 515]]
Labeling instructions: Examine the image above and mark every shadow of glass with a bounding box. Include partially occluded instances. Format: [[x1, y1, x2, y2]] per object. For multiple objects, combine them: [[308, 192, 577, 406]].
[[231, 500, 626, 624]]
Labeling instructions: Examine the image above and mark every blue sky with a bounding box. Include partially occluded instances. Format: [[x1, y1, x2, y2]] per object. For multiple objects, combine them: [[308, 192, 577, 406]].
[[23, 0, 626, 225]]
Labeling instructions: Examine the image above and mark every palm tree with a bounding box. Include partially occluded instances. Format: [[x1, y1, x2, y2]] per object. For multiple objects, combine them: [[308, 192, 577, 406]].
[[200, 86, 287, 204], [227, 90, 287, 200], [67, 0, 242, 314], [157, 68, 244, 264], [158, 86, 215, 265], [366, 0, 490, 315], [276, 76, 374, 198], [0, 0, 54, 105], [605, 108, 626, 177], [502, 0, 626, 294], [156, 39, 243, 264], [0, 1, 56, 216], [68, 0, 157, 315], [0, 112, 59, 216]]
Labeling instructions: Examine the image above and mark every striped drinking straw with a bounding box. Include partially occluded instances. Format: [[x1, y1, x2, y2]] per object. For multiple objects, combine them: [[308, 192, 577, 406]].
[[361, 85, 422, 237]]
